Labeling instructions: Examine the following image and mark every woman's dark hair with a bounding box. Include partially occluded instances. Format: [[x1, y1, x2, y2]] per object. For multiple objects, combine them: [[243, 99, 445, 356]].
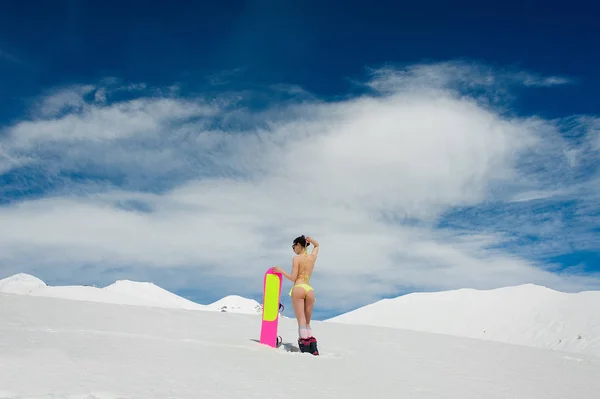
[[293, 235, 307, 248]]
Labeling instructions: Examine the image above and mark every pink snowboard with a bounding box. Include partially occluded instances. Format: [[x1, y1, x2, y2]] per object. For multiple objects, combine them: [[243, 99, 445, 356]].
[[259, 267, 283, 347]]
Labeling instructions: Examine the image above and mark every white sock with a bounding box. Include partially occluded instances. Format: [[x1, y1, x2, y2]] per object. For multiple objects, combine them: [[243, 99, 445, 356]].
[[306, 326, 313, 337], [298, 325, 309, 339]]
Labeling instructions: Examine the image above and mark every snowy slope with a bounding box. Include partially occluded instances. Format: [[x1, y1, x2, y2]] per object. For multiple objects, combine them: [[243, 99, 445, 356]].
[[205, 294, 263, 314], [0, 273, 261, 314], [326, 283, 600, 357], [1, 292, 599, 399], [0, 273, 46, 294], [102, 279, 207, 310]]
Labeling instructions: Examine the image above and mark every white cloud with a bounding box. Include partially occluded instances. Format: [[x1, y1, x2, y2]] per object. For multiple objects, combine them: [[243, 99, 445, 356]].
[[34, 84, 96, 118], [362, 61, 571, 95], [0, 60, 598, 313], [0, 143, 21, 175], [11, 97, 218, 148]]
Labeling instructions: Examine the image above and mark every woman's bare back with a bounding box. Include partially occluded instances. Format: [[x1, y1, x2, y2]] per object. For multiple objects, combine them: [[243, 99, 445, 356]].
[[294, 251, 316, 284]]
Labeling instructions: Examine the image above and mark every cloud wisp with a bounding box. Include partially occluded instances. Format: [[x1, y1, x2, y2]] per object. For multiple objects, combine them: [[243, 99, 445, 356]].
[[0, 60, 598, 314]]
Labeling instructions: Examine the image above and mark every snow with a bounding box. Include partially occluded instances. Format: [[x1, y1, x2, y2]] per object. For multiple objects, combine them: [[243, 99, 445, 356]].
[[326, 283, 600, 357], [3, 273, 599, 358], [206, 294, 263, 314], [1, 291, 600, 399], [0, 273, 261, 314], [103, 279, 206, 310], [0, 273, 46, 294]]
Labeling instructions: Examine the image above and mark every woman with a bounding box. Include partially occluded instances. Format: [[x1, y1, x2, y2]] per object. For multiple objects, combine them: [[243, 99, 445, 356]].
[[272, 235, 319, 355]]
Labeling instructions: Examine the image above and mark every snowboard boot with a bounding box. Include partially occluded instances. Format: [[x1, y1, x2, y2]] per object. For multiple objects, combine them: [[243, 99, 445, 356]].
[[298, 337, 319, 356], [298, 337, 311, 353], [307, 336, 319, 356]]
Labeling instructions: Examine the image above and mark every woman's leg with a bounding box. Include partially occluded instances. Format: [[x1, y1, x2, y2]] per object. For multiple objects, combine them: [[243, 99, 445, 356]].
[[291, 287, 308, 338], [304, 290, 315, 336]]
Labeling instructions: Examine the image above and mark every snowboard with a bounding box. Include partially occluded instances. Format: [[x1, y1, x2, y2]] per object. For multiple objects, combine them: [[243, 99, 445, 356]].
[[259, 267, 283, 348]]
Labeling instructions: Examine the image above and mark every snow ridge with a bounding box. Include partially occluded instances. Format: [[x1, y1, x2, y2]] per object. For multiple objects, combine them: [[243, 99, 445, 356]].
[[206, 295, 263, 314], [0, 273, 261, 315], [3, 272, 600, 357], [0, 273, 46, 294], [326, 283, 600, 357]]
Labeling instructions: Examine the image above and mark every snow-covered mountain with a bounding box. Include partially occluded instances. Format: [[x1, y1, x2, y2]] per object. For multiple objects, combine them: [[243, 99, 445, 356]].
[[0, 273, 262, 315], [1, 290, 599, 399], [205, 294, 263, 314], [3, 273, 600, 359], [326, 283, 600, 357]]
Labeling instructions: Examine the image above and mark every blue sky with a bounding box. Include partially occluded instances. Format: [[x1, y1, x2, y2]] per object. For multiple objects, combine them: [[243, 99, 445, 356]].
[[1, 0, 599, 320]]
